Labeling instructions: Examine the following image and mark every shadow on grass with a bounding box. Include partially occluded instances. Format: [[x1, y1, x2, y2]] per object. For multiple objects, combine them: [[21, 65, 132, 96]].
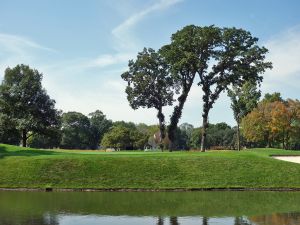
[[0, 145, 62, 159]]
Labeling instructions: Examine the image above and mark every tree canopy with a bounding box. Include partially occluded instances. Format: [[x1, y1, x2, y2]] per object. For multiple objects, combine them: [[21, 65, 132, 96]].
[[0, 64, 60, 147], [60, 112, 91, 149], [121, 48, 175, 149]]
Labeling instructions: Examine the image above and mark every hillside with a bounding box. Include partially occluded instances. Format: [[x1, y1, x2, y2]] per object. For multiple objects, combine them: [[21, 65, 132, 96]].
[[0, 144, 300, 190]]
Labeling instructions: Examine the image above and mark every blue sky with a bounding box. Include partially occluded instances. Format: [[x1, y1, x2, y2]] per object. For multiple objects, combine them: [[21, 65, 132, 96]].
[[0, 0, 300, 127]]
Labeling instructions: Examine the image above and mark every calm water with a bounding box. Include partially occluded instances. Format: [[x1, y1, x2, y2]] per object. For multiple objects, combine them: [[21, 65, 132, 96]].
[[0, 191, 300, 225]]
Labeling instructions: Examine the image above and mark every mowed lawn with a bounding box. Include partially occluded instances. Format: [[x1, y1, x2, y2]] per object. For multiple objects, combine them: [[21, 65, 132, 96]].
[[0, 144, 300, 189]]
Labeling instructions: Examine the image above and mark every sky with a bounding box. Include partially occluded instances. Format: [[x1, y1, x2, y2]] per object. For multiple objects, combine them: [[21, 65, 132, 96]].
[[0, 0, 300, 127]]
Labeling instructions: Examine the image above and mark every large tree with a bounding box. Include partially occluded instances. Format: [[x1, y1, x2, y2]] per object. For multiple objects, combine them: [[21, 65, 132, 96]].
[[121, 48, 174, 150], [197, 27, 272, 151], [227, 81, 261, 151], [0, 64, 60, 147], [161, 25, 271, 151], [160, 25, 221, 150]]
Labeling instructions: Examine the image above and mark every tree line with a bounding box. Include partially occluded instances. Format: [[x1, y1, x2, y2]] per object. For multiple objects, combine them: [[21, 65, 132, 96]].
[[0, 64, 298, 150]]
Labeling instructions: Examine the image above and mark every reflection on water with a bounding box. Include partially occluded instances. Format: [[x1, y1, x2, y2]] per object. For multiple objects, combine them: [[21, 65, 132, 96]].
[[0, 191, 300, 225]]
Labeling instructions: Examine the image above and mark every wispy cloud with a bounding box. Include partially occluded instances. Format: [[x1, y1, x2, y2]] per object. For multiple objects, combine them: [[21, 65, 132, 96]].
[[0, 33, 58, 76], [112, 0, 183, 51], [0, 33, 57, 53]]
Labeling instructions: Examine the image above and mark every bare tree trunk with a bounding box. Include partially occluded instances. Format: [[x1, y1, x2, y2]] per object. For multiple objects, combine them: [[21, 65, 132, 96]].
[[22, 129, 27, 147], [168, 91, 190, 152], [157, 107, 165, 152], [200, 113, 209, 152]]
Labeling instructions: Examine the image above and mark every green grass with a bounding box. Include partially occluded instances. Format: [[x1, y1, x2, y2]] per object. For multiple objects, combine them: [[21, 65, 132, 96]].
[[0, 144, 300, 189]]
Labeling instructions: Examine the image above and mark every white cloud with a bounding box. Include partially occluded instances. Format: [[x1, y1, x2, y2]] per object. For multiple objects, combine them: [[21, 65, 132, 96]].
[[262, 26, 300, 92]]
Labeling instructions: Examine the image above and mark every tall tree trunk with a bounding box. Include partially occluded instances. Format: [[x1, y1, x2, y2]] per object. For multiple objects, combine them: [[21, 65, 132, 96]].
[[237, 122, 241, 151], [157, 107, 165, 152], [200, 112, 209, 152], [22, 129, 27, 147], [168, 91, 190, 152]]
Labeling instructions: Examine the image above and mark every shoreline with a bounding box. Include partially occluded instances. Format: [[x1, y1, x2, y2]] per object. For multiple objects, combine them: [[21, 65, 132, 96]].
[[1, 187, 300, 192]]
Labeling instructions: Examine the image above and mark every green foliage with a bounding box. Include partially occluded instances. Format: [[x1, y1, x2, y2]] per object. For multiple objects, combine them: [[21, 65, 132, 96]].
[[27, 128, 61, 149], [228, 81, 261, 124], [0, 113, 20, 145], [228, 81, 261, 150], [190, 123, 235, 149], [0, 64, 60, 147], [101, 124, 148, 150], [121, 48, 175, 147], [60, 112, 91, 149], [101, 126, 131, 150], [121, 48, 174, 111], [88, 110, 112, 149], [263, 92, 283, 103]]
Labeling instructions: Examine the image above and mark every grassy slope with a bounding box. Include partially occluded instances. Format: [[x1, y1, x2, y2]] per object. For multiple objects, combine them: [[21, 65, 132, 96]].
[[0, 144, 300, 189]]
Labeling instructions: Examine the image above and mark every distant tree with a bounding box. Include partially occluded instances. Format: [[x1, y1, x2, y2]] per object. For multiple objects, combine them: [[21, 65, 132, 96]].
[[242, 101, 273, 147], [0, 64, 61, 147], [287, 99, 300, 149], [241, 99, 300, 148], [179, 123, 194, 140], [121, 48, 175, 150], [179, 123, 194, 149], [60, 112, 91, 149], [130, 129, 148, 149], [189, 123, 235, 150], [101, 124, 148, 150], [113, 121, 136, 130], [101, 126, 131, 150], [263, 92, 283, 103], [228, 81, 261, 150], [190, 127, 202, 149], [269, 100, 300, 149], [88, 110, 112, 149]]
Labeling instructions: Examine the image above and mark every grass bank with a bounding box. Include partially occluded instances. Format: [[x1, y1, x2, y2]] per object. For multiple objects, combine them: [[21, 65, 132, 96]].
[[0, 144, 300, 189]]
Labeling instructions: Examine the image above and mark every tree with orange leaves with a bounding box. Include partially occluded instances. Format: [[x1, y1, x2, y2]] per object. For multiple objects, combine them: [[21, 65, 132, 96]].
[[242, 97, 300, 149]]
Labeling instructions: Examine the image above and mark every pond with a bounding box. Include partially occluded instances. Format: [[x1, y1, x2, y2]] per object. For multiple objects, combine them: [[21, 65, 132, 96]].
[[0, 191, 300, 225]]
